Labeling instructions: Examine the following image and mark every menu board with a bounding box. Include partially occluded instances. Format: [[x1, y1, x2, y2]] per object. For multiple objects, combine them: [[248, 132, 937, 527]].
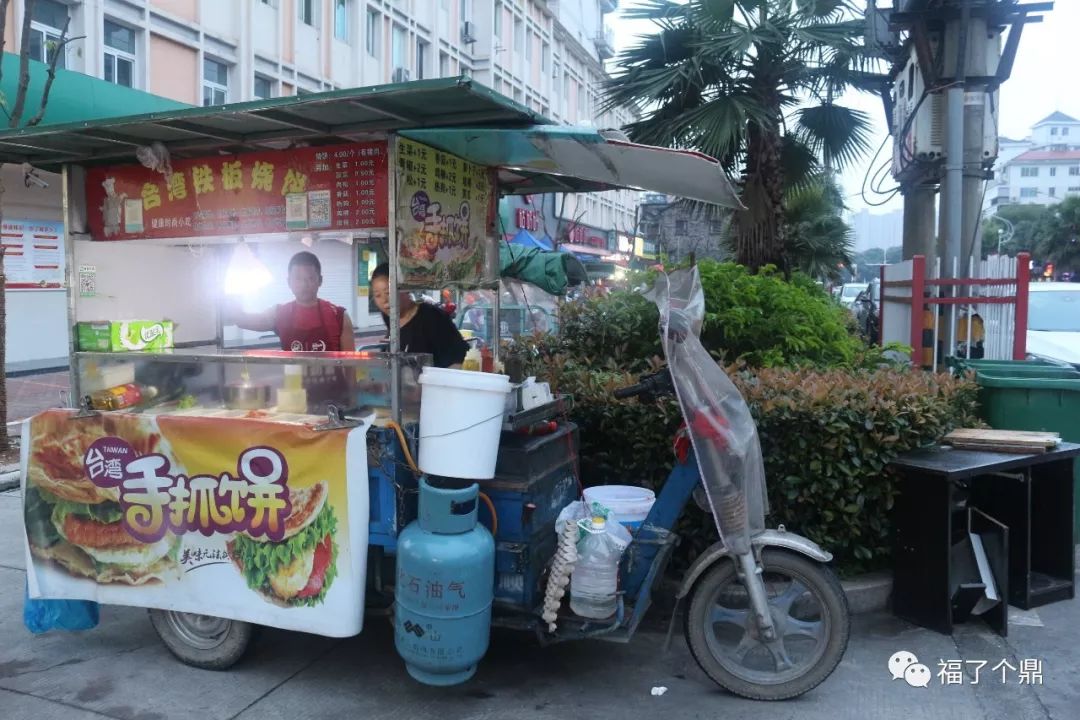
[[2, 219, 64, 289], [395, 137, 496, 288], [85, 142, 388, 241]]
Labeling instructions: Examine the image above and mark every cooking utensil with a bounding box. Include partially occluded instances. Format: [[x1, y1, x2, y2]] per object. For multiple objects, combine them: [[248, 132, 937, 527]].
[[223, 382, 272, 410]]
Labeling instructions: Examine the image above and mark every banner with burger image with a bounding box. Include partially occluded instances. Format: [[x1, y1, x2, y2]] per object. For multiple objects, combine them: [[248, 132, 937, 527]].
[[22, 409, 371, 638]]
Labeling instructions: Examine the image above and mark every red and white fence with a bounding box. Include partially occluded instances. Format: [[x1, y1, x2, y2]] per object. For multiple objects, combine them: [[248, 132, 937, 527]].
[[880, 253, 1030, 369]]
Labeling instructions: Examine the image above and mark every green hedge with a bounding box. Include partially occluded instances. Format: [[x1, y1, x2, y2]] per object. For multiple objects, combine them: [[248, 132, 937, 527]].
[[534, 361, 981, 575], [518, 262, 979, 575]]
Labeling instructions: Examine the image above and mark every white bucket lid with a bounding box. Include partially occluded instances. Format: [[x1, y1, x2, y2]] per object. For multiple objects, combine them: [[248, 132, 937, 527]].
[[419, 366, 512, 394]]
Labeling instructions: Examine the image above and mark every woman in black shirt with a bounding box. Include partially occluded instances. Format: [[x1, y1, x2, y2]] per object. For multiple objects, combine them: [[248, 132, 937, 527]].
[[370, 263, 470, 368]]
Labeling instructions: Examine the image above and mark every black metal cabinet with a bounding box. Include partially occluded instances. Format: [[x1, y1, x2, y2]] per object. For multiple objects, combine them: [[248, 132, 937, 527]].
[[890, 443, 1079, 636]]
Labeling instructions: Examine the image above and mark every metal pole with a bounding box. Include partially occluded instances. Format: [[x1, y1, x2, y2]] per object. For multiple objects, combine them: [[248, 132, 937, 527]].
[[62, 165, 79, 407], [387, 137, 401, 423], [942, 0, 972, 360], [961, 15, 990, 274]]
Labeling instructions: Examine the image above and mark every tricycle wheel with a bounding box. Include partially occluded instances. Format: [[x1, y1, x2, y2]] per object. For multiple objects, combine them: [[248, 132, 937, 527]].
[[683, 549, 849, 700], [148, 609, 254, 670]]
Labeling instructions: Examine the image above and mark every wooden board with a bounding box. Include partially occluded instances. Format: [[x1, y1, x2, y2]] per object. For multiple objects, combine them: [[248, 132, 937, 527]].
[[944, 428, 1060, 454]]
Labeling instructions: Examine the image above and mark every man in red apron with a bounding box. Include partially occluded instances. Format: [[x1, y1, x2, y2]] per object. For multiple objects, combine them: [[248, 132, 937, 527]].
[[228, 251, 355, 412]]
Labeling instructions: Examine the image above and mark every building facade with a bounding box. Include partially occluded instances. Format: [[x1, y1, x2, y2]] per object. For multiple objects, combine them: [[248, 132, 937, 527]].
[[989, 112, 1080, 209], [637, 193, 727, 264], [3, 0, 636, 238]]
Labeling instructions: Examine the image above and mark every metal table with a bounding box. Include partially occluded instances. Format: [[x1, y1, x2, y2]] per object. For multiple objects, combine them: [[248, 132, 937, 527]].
[[890, 442, 1080, 636]]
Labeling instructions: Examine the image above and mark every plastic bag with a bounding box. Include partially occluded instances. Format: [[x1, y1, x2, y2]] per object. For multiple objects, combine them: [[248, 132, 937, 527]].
[[556, 500, 632, 551], [23, 580, 100, 635]]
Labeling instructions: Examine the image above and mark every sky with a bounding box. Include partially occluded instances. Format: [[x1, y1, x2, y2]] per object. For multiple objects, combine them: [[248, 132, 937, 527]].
[[606, 1, 1080, 215]]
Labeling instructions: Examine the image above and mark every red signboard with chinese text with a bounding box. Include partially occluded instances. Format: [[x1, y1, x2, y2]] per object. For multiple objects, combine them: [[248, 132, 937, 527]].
[[85, 142, 389, 241]]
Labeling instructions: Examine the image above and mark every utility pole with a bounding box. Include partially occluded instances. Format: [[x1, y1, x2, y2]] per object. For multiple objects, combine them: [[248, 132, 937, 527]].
[[880, 0, 1052, 365]]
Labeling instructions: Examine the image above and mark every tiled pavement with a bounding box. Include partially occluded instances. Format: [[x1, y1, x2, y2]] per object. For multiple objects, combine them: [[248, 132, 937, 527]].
[[6, 371, 68, 424]]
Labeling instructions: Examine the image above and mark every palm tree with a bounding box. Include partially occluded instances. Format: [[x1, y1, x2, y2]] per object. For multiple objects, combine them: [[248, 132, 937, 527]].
[[605, 0, 880, 272], [782, 177, 854, 282]]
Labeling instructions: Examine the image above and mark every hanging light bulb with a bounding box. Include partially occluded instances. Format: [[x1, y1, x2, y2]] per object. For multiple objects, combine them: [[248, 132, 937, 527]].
[[224, 240, 273, 296]]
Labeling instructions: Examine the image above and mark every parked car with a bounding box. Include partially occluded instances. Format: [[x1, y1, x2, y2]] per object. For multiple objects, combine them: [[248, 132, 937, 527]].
[[838, 282, 869, 311], [1025, 282, 1080, 366]]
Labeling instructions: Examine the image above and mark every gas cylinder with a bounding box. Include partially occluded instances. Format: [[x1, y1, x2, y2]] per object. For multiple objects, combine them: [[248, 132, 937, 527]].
[[394, 476, 495, 686]]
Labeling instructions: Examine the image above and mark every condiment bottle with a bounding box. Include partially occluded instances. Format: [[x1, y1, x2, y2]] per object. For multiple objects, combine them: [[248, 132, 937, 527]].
[[88, 383, 159, 411], [462, 348, 482, 371], [480, 346, 493, 373]]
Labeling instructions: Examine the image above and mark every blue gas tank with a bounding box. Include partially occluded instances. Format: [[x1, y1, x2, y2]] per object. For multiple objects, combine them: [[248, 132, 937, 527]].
[[395, 476, 495, 686]]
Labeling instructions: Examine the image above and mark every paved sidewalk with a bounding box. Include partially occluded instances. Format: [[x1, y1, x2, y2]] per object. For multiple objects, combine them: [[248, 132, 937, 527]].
[[1, 486, 1076, 720], [7, 371, 68, 423]]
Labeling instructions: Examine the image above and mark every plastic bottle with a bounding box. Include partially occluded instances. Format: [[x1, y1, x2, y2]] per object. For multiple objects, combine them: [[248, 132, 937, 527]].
[[569, 516, 620, 619], [480, 346, 493, 373], [88, 383, 158, 411], [462, 347, 482, 371]]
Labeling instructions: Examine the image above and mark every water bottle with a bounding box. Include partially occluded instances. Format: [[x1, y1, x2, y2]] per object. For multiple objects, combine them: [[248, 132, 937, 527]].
[[569, 516, 620, 619]]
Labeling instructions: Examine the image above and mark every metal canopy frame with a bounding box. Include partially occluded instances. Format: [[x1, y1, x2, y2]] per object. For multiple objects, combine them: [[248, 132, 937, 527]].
[[0, 77, 544, 169]]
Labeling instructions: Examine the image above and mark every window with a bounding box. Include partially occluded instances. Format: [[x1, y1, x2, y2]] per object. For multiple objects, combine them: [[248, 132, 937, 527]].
[[1021, 167, 1039, 178], [334, 0, 349, 41], [461, 0, 469, 18], [1065, 127, 1071, 136], [552, 61, 560, 80], [439, 51, 450, 77], [29, 0, 68, 69], [416, 39, 428, 80], [254, 75, 273, 100], [710, 221, 724, 234], [577, 82, 586, 113], [392, 25, 407, 69], [542, 42, 550, 74], [366, 9, 379, 57], [1020, 187, 1039, 198], [1070, 167, 1080, 176], [514, 18, 523, 53], [525, 30, 533, 60], [103, 20, 136, 88], [1068, 187, 1080, 194], [299, 0, 316, 26], [1050, 167, 1057, 177], [1052, 127, 1059, 136], [675, 220, 688, 234], [202, 58, 228, 106], [1049, 187, 1057, 197], [494, 4, 502, 36]]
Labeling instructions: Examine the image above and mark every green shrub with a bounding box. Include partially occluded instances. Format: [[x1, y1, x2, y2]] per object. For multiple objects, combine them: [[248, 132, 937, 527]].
[[545, 260, 872, 371], [533, 358, 981, 576]]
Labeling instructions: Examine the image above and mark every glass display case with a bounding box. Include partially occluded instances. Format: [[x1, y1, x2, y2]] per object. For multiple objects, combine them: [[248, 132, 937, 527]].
[[73, 348, 432, 424]]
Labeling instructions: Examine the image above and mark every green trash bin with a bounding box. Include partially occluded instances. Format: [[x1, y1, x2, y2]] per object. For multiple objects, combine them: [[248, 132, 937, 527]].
[[975, 373, 1080, 541]]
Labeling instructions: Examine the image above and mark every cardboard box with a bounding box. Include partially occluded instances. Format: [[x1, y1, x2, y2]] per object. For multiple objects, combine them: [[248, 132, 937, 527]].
[[77, 321, 175, 352]]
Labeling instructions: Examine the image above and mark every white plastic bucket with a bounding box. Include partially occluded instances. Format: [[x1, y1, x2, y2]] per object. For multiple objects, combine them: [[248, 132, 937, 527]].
[[583, 485, 656, 531], [418, 367, 512, 480]]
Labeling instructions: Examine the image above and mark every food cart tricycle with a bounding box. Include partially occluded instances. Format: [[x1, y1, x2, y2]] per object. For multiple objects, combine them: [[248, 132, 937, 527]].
[[13, 79, 848, 701]]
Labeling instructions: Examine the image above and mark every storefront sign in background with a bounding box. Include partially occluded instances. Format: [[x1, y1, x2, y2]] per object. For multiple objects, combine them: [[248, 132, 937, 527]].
[[85, 142, 389, 241], [2, 219, 64, 289], [395, 137, 495, 287], [23, 410, 371, 637]]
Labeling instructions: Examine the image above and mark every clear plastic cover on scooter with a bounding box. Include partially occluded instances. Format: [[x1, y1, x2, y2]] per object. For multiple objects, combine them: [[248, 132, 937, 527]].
[[646, 268, 768, 555]]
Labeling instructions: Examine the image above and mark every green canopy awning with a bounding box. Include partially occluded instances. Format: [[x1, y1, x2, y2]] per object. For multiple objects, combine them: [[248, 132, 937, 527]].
[[0, 52, 189, 128], [0, 76, 542, 169]]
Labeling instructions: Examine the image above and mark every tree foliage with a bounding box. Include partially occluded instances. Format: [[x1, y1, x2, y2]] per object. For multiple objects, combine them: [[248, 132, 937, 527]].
[[605, 0, 881, 272]]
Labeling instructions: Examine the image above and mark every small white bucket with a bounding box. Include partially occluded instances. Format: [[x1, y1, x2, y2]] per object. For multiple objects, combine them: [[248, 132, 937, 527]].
[[583, 485, 656, 531], [418, 367, 512, 480]]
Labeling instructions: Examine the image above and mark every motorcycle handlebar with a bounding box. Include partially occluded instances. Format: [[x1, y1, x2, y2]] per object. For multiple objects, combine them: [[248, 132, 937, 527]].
[[614, 383, 647, 400]]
